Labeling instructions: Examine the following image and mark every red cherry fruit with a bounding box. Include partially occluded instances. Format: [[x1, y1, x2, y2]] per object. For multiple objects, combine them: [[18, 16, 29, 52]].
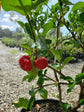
[[35, 57, 48, 70], [19, 55, 32, 71]]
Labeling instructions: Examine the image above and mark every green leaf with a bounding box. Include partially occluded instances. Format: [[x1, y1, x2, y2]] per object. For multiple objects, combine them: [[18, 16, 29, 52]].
[[80, 99, 84, 105], [65, 1, 73, 5], [78, 12, 84, 23], [50, 49, 61, 62], [75, 73, 84, 83], [72, 2, 84, 11], [61, 103, 71, 111], [67, 82, 76, 93], [17, 21, 25, 29], [42, 21, 54, 36], [24, 50, 32, 55], [1, 0, 47, 15], [63, 57, 74, 66], [37, 75, 44, 86], [51, 63, 63, 70], [24, 23, 33, 39], [39, 88, 48, 99], [13, 98, 29, 109], [56, 82, 59, 87], [60, 76, 74, 82], [22, 75, 29, 82], [45, 39, 52, 44], [20, 43, 31, 50], [27, 66, 38, 82], [28, 90, 38, 110], [42, 0, 49, 5], [1, 0, 31, 15]]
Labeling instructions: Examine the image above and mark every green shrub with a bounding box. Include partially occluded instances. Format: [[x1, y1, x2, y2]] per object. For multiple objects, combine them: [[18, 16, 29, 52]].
[[1, 37, 16, 47]]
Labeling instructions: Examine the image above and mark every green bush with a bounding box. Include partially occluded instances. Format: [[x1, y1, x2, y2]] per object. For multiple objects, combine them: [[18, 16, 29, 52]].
[[1, 37, 16, 47]]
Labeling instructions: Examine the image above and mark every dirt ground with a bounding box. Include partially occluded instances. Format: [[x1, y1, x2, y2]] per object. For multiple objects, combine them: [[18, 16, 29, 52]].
[[0, 41, 84, 112]]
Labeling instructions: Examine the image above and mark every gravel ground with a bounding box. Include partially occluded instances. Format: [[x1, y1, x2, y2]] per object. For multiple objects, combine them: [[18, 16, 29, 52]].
[[0, 41, 84, 112]]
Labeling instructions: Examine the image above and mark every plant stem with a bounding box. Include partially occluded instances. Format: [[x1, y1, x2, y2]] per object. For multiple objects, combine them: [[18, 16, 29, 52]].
[[48, 65, 66, 78], [54, 70, 62, 104], [44, 75, 56, 82], [34, 83, 56, 90], [18, 0, 38, 59], [54, 22, 60, 49], [26, 15, 38, 59]]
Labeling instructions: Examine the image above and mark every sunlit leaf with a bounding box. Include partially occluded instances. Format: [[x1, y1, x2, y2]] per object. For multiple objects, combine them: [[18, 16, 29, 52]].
[[75, 73, 84, 83], [67, 82, 76, 93], [42, 21, 54, 36], [72, 2, 84, 11], [1, 0, 47, 15], [50, 49, 61, 62], [28, 90, 38, 110], [80, 99, 84, 105], [22, 75, 29, 82], [39, 88, 48, 99], [63, 57, 74, 65], [17, 21, 25, 29], [27, 66, 38, 82], [13, 98, 29, 109]]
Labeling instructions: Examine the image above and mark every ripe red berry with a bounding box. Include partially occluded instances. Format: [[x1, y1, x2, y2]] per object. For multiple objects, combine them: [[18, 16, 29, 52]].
[[35, 57, 48, 70], [19, 55, 32, 71]]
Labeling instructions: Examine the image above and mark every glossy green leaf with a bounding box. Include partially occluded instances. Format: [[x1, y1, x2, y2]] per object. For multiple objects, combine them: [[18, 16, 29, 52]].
[[51, 63, 63, 70], [67, 82, 76, 93], [13, 98, 28, 109], [42, 21, 54, 36], [17, 21, 25, 29], [24, 23, 33, 39], [78, 12, 84, 23], [1, 0, 31, 15], [65, 1, 73, 5], [28, 90, 38, 110], [60, 76, 74, 82], [20, 43, 31, 49], [24, 50, 32, 55], [50, 49, 61, 62], [39, 88, 48, 99], [37, 70, 45, 86], [80, 99, 84, 105], [75, 73, 84, 83], [42, 0, 49, 5], [63, 57, 74, 65], [27, 66, 38, 82], [72, 2, 84, 11], [37, 75, 44, 86], [1, 0, 46, 15], [22, 75, 29, 82], [61, 103, 71, 111]]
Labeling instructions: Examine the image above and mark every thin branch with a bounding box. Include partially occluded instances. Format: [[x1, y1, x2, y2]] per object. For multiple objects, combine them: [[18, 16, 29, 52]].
[[34, 83, 56, 90], [48, 65, 66, 78], [81, 64, 84, 73], [58, 36, 73, 44], [54, 22, 60, 49], [59, 82, 69, 85], [45, 75, 56, 82], [54, 70, 62, 104]]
